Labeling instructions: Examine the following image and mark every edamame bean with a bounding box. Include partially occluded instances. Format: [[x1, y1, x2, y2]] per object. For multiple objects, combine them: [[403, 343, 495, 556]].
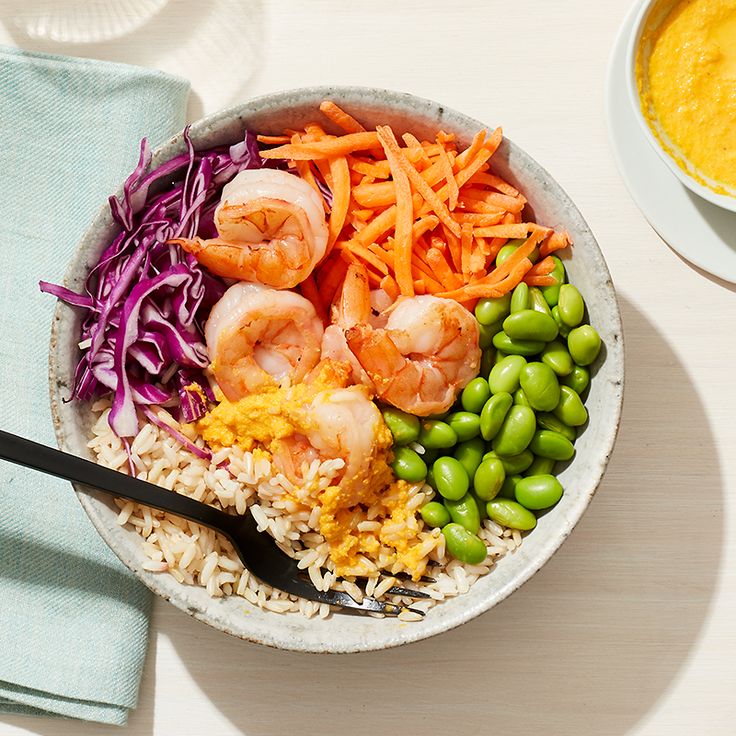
[[484, 449, 534, 475], [461, 377, 492, 414], [492, 405, 536, 457], [486, 499, 537, 530], [541, 256, 565, 306], [498, 474, 522, 499], [488, 355, 527, 394], [445, 493, 481, 534], [478, 321, 497, 349], [551, 306, 571, 338], [514, 388, 531, 407], [433, 457, 470, 500], [529, 430, 575, 461], [480, 391, 514, 440], [492, 331, 546, 357], [495, 242, 523, 267], [519, 361, 560, 412], [473, 457, 506, 501], [568, 325, 601, 366], [529, 286, 553, 317], [536, 412, 577, 442], [391, 446, 427, 482], [420, 501, 451, 528], [480, 349, 494, 377], [382, 407, 421, 446], [558, 284, 585, 327], [475, 294, 511, 325], [418, 420, 458, 449], [442, 524, 488, 564], [561, 365, 590, 395], [525, 455, 556, 476], [541, 339, 574, 377], [510, 282, 530, 313], [514, 474, 564, 510], [455, 437, 486, 479], [553, 386, 588, 427], [447, 412, 481, 442], [503, 309, 558, 342]]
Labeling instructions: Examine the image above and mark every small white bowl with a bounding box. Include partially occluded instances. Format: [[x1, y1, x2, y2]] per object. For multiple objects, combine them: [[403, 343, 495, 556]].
[[625, 0, 736, 213], [49, 87, 624, 653]]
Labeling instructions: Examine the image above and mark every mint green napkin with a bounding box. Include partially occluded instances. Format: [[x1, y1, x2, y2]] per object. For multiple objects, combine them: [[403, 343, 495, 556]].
[[0, 46, 189, 726]]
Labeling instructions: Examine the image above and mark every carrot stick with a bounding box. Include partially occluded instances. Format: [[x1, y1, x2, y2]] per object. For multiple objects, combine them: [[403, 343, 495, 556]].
[[336, 240, 390, 275], [466, 171, 520, 197], [539, 230, 572, 258], [380, 274, 400, 301], [376, 125, 461, 238], [426, 248, 463, 290], [454, 130, 487, 169], [351, 205, 397, 246], [352, 157, 447, 208], [524, 274, 558, 286], [437, 258, 533, 299], [261, 132, 382, 160], [437, 143, 459, 210], [327, 156, 351, 253], [376, 126, 414, 296], [350, 160, 391, 179], [257, 134, 291, 145], [453, 212, 506, 226], [412, 215, 440, 240], [461, 223, 473, 279], [319, 100, 367, 134], [525, 255, 556, 277], [299, 274, 327, 322], [442, 223, 462, 273], [473, 223, 543, 239]]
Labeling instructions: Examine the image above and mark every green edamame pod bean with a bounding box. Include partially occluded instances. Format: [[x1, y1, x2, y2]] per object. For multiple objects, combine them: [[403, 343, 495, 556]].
[[488, 355, 527, 394], [519, 362, 560, 412], [391, 446, 427, 482], [495, 242, 523, 267], [561, 365, 590, 395], [568, 325, 601, 366], [497, 474, 522, 499], [382, 407, 421, 446], [461, 377, 492, 414], [514, 388, 531, 407], [552, 306, 571, 338], [536, 412, 577, 443], [480, 391, 514, 440], [480, 349, 494, 377], [445, 493, 481, 534], [529, 286, 553, 317], [558, 284, 585, 327], [492, 405, 536, 457], [510, 282, 530, 313], [447, 412, 481, 442], [525, 455, 556, 476], [541, 256, 565, 306], [442, 524, 488, 564], [492, 332, 545, 357], [503, 309, 558, 342], [477, 321, 497, 350], [471, 490, 488, 521], [420, 501, 451, 528], [553, 386, 588, 427], [473, 457, 506, 501], [514, 474, 564, 510], [418, 420, 458, 449], [486, 499, 537, 530], [432, 457, 469, 500], [541, 339, 574, 377], [455, 437, 486, 480], [484, 449, 534, 475], [529, 430, 575, 461], [475, 294, 511, 325]]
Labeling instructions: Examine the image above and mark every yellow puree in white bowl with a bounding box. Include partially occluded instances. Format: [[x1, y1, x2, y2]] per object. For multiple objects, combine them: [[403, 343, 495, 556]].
[[637, 0, 736, 193]]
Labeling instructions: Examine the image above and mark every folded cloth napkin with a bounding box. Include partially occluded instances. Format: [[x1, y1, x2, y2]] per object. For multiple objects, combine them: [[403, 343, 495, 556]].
[[0, 46, 189, 726]]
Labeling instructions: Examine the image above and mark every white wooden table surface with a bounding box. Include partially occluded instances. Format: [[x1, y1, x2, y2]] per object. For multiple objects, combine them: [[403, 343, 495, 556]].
[[2, 1, 735, 733]]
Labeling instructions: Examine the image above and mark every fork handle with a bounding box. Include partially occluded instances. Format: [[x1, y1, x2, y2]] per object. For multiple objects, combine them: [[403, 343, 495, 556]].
[[0, 429, 238, 536]]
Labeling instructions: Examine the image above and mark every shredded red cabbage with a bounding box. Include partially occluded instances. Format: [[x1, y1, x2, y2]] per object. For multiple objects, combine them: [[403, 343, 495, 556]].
[[41, 128, 268, 437]]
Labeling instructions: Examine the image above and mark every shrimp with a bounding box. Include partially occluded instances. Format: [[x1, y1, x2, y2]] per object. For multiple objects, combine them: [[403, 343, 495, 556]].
[[174, 169, 328, 289], [204, 282, 323, 400], [345, 295, 481, 416]]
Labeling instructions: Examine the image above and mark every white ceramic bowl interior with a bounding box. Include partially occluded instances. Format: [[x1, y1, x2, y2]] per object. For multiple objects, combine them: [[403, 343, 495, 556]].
[[49, 87, 624, 653], [625, 0, 736, 212]]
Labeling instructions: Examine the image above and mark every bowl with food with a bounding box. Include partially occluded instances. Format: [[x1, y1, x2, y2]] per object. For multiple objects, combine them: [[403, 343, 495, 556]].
[[626, 0, 736, 211], [46, 87, 623, 652]]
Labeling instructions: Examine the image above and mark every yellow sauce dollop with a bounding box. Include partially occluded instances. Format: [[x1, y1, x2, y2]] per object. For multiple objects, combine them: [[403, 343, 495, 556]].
[[637, 0, 736, 192]]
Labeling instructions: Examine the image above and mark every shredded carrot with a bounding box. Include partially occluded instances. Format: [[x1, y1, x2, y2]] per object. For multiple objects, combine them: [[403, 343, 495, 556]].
[[380, 274, 400, 300], [524, 274, 558, 287], [319, 100, 367, 134], [540, 230, 572, 258], [327, 156, 351, 253], [256, 134, 291, 145], [426, 248, 463, 290], [437, 142, 459, 210], [261, 132, 381, 160], [299, 274, 327, 322], [461, 223, 473, 279], [525, 256, 556, 278]]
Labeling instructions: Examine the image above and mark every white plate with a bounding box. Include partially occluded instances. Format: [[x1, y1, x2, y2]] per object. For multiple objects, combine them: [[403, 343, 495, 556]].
[[606, 0, 736, 284]]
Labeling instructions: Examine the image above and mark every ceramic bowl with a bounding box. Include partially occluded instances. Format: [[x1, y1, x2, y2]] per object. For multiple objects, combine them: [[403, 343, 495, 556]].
[[49, 86, 624, 653], [625, 0, 736, 212]]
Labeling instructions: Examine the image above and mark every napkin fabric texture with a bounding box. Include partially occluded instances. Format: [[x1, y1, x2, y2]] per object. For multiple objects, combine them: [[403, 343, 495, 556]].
[[0, 46, 189, 726]]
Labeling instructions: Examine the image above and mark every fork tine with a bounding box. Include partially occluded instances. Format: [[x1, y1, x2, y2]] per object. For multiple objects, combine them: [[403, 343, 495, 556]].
[[310, 588, 426, 617], [385, 585, 433, 599]]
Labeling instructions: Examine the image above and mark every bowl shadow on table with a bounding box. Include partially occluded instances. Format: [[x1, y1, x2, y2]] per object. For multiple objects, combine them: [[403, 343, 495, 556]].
[[0, 0, 266, 121], [163, 294, 722, 736]]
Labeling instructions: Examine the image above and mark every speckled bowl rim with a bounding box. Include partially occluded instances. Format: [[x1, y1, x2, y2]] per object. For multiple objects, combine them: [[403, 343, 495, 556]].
[[49, 86, 624, 653]]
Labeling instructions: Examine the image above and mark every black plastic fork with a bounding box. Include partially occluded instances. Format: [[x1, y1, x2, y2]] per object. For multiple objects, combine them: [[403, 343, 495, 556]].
[[0, 430, 428, 617]]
